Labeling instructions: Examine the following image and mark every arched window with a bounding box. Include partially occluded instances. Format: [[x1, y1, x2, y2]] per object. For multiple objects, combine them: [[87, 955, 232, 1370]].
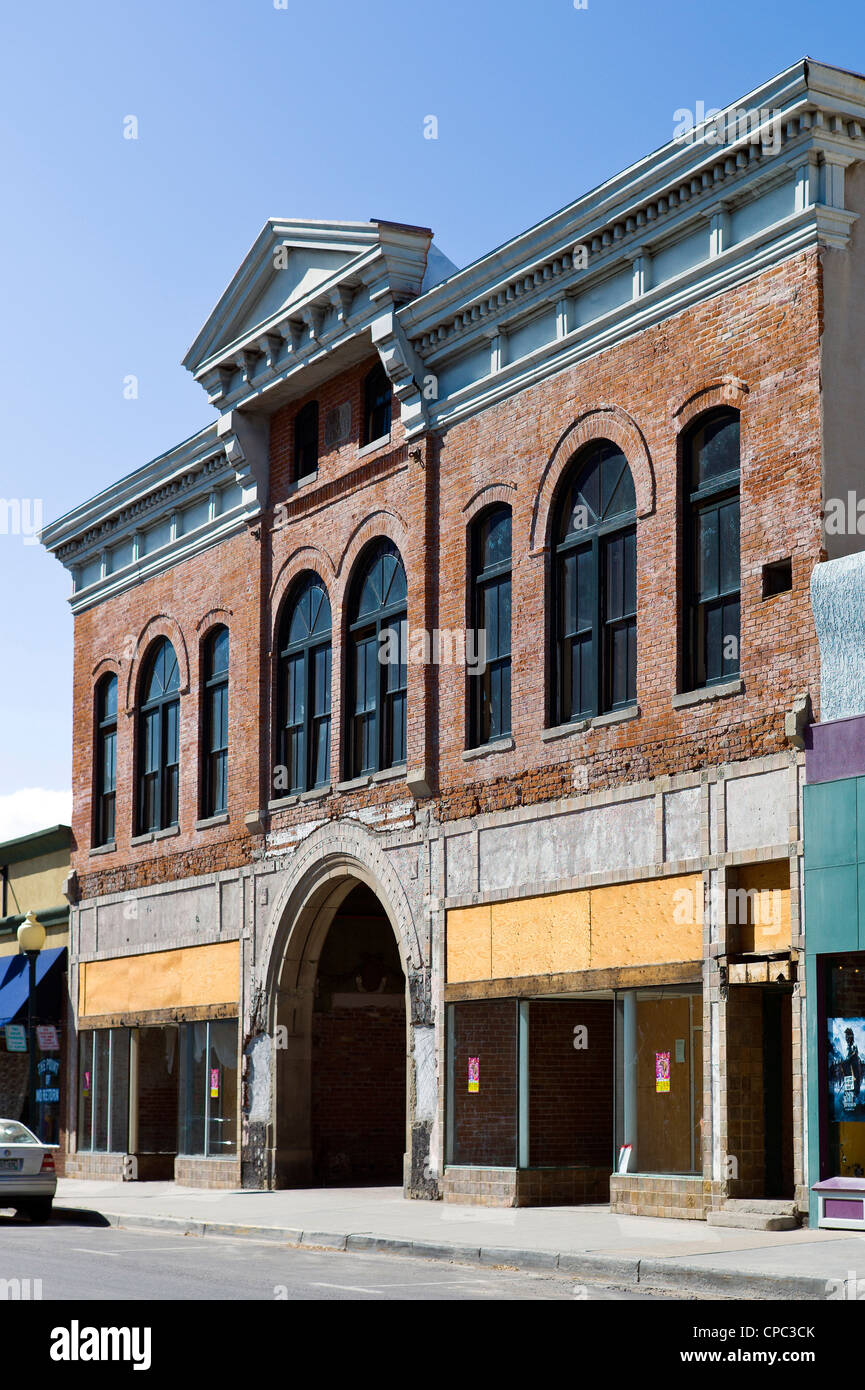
[[94, 674, 117, 846], [347, 540, 407, 776], [276, 575, 332, 794], [469, 506, 512, 746], [553, 442, 637, 723], [362, 363, 392, 446], [138, 638, 180, 833], [202, 626, 229, 818], [294, 400, 319, 481], [683, 409, 740, 689]]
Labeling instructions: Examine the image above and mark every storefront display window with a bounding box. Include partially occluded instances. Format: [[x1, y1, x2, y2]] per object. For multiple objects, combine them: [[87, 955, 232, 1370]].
[[823, 958, 865, 1180], [76, 1028, 130, 1152], [178, 1019, 238, 1157], [446, 1000, 518, 1167], [615, 987, 702, 1175], [445, 991, 702, 1177]]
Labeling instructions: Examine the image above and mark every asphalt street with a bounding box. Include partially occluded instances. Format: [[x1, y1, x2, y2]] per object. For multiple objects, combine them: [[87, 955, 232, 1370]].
[[0, 1214, 677, 1300]]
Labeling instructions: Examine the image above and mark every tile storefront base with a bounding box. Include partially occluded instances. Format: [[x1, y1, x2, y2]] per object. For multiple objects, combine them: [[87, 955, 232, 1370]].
[[442, 1166, 611, 1208], [63, 1153, 240, 1188], [174, 1156, 241, 1189], [609, 1173, 723, 1220]]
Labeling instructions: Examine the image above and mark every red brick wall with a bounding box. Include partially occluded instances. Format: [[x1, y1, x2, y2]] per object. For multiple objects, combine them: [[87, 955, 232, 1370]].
[[529, 1000, 613, 1167], [450, 1000, 518, 1166], [434, 250, 824, 819], [72, 524, 263, 895], [269, 356, 408, 498], [71, 253, 824, 900], [310, 1006, 405, 1183]]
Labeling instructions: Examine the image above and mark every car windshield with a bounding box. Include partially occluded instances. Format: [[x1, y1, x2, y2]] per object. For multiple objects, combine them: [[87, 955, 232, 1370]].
[[0, 1120, 39, 1144]]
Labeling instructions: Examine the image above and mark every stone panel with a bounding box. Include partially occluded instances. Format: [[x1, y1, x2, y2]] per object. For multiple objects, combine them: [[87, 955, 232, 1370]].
[[664, 786, 701, 862], [725, 769, 790, 853], [478, 798, 655, 894]]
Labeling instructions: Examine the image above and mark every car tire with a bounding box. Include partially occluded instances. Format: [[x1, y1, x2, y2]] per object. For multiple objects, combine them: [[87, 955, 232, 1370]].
[[18, 1198, 53, 1223]]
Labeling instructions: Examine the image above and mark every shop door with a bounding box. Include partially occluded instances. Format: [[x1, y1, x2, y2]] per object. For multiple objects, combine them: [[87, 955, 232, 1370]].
[[763, 989, 794, 1199]]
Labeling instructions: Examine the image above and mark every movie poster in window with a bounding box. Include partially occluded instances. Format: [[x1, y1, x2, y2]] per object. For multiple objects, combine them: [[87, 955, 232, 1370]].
[[828, 1018, 865, 1122]]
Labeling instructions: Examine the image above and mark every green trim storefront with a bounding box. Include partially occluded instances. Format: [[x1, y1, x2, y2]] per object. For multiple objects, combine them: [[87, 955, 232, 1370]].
[[804, 760, 865, 1228]]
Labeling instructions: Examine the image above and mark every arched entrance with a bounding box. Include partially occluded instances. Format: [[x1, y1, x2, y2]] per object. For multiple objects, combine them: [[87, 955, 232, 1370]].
[[310, 882, 406, 1184], [265, 864, 414, 1191]]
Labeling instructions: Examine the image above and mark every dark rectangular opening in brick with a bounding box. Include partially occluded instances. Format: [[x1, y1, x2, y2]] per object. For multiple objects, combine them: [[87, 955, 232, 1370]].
[[762, 557, 792, 599], [311, 883, 406, 1185], [449, 1000, 517, 1166], [529, 999, 613, 1167]]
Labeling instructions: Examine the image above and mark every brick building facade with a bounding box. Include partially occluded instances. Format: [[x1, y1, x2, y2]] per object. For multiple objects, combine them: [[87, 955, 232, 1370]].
[[42, 59, 865, 1216]]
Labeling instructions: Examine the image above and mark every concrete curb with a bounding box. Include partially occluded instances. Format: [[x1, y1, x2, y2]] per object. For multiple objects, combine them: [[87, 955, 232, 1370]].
[[51, 1204, 830, 1299]]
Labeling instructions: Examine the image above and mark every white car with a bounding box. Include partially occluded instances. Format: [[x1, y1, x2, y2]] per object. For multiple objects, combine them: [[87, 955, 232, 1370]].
[[0, 1119, 56, 1222]]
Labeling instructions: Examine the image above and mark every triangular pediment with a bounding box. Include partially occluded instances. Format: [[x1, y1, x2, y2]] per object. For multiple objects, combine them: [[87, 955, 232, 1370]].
[[183, 219, 381, 376]]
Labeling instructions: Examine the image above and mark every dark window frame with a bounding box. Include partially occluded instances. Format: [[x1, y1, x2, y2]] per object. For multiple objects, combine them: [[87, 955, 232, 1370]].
[[346, 540, 407, 777], [682, 409, 741, 691], [137, 638, 181, 834], [201, 626, 229, 819], [553, 443, 638, 724], [294, 400, 319, 481], [94, 674, 117, 846], [469, 505, 512, 747], [362, 363, 392, 446], [276, 575, 332, 795]]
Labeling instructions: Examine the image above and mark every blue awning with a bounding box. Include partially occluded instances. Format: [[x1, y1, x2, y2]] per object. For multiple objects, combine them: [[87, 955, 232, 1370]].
[[0, 948, 66, 1027]]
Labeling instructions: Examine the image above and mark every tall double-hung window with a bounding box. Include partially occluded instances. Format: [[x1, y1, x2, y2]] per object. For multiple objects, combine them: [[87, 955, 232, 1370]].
[[469, 506, 512, 746], [138, 639, 180, 833], [347, 541, 407, 776], [276, 575, 332, 793], [554, 442, 637, 723], [683, 410, 741, 689]]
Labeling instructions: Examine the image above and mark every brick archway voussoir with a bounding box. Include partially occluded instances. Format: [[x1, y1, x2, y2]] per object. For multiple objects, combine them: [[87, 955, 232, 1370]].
[[531, 406, 656, 553]]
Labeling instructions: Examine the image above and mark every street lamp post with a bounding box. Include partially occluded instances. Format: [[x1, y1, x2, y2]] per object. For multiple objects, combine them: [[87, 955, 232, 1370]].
[[17, 911, 46, 1137]]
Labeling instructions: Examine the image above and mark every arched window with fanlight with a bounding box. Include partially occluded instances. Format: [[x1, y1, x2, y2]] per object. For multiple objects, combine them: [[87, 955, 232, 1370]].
[[469, 505, 512, 747], [553, 442, 637, 724], [347, 540, 407, 777], [94, 673, 117, 846], [202, 626, 229, 818], [362, 363, 392, 446], [138, 638, 180, 833], [276, 574, 332, 794], [683, 408, 740, 690]]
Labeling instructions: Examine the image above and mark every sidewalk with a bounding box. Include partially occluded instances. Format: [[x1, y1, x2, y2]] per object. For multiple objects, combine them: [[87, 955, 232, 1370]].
[[51, 1179, 865, 1299]]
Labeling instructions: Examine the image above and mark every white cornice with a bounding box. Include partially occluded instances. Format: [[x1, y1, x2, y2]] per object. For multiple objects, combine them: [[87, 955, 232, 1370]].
[[40, 424, 223, 558], [399, 117, 861, 362], [40, 420, 268, 611], [387, 59, 865, 434], [63, 504, 258, 616], [422, 210, 819, 434]]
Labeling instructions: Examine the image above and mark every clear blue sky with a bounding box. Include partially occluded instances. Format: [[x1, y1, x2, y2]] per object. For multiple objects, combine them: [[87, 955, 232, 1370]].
[[0, 0, 860, 825]]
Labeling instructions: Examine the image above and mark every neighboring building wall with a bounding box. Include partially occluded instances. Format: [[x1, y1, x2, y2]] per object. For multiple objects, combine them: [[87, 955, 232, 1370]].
[[0, 826, 72, 1171], [818, 161, 865, 562]]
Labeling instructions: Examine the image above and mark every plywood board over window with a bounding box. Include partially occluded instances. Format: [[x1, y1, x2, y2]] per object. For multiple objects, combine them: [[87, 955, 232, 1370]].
[[446, 874, 702, 983], [79, 942, 239, 1018]]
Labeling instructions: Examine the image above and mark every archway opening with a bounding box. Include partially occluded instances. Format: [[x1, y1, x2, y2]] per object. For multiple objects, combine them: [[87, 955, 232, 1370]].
[[310, 882, 406, 1185]]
